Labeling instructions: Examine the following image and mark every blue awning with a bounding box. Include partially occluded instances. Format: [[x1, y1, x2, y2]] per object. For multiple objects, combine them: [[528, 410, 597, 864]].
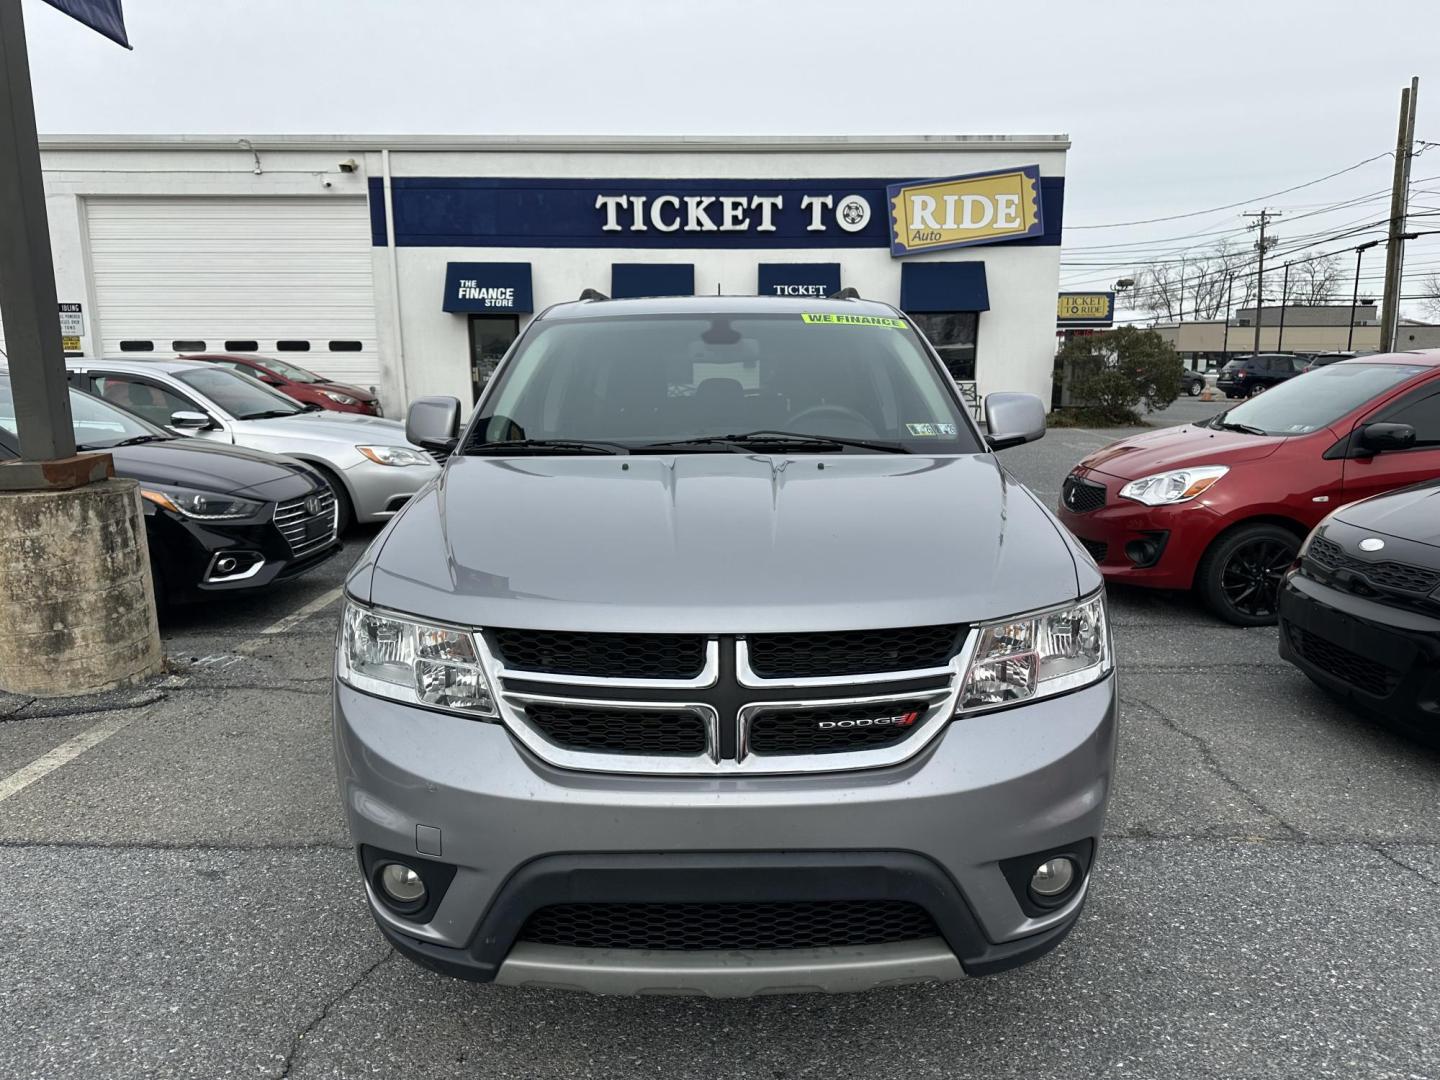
[[42, 0, 131, 48], [611, 263, 695, 299], [757, 263, 841, 299], [899, 262, 990, 313], [442, 262, 533, 313]]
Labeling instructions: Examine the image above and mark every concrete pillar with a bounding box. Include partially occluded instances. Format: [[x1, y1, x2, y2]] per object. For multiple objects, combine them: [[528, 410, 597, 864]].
[[0, 479, 163, 696]]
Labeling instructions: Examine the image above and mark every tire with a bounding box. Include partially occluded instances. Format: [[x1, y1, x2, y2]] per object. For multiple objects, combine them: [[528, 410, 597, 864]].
[[1247, 383, 1267, 397], [311, 465, 355, 534], [1187, 380, 1203, 397], [1196, 522, 1300, 627]]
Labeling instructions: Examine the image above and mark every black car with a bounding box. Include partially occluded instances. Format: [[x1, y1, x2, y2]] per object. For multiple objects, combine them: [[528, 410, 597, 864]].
[[1216, 353, 1304, 398], [1300, 352, 1358, 373], [0, 377, 341, 604], [1279, 481, 1440, 743], [1180, 369, 1207, 397]]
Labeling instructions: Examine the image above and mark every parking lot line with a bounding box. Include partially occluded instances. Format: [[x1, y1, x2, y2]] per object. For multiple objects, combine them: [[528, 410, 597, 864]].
[[0, 712, 138, 805], [233, 584, 345, 653]]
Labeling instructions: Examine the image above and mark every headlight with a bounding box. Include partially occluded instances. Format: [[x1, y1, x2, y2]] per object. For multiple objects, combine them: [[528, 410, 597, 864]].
[[958, 593, 1111, 713], [357, 445, 433, 467], [140, 486, 264, 520], [321, 391, 359, 405], [1118, 466, 1228, 506], [338, 602, 496, 716]]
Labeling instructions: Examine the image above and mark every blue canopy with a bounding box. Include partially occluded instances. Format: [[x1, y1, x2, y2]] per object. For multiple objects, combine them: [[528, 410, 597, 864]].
[[41, 0, 131, 48]]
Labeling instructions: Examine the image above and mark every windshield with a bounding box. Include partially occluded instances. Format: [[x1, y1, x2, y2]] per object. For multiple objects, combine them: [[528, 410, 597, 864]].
[[176, 367, 306, 419], [258, 356, 323, 383], [1209, 362, 1427, 436], [0, 377, 170, 450], [471, 312, 981, 453]]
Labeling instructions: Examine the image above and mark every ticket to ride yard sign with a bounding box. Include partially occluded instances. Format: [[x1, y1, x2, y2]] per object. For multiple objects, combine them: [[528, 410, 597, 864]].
[[886, 166, 1045, 256]]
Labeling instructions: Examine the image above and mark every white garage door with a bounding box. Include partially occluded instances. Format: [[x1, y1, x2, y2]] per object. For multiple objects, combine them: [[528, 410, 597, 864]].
[[85, 197, 380, 388]]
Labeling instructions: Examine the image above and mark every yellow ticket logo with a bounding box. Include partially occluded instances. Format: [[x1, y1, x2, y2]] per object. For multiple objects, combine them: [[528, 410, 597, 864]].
[[887, 166, 1044, 255]]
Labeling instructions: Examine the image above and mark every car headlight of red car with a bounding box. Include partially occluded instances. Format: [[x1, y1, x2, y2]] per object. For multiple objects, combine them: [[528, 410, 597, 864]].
[[1119, 466, 1229, 507]]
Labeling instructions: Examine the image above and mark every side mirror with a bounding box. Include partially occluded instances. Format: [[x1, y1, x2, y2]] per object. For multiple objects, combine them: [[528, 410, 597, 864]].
[[169, 410, 212, 431], [406, 395, 461, 452], [1358, 422, 1415, 454], [983, 392, 1046, 451]]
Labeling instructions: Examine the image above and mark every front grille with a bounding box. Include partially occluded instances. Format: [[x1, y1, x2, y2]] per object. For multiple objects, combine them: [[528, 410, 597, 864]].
[[1306, 536, 1440, 595], [1062, 475, 1107, 514], [748, 700, 928, 755], [273, 490, 338, 558], [491, 628, 707, 679], [518, 900, 939, 951], [746, 625, 960, 679], [522, 701, 708, 756], [1287, 623, 1402, 698], [1078, 537, 1108, 563]]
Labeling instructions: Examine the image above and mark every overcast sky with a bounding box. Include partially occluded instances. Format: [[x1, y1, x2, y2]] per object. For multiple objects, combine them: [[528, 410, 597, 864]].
[[25, 0, 1440, 314]]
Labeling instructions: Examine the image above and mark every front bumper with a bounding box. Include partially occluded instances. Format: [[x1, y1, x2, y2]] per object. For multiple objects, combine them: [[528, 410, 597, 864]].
[[1058, 485, 1220, 591], [146, 510, 341, 603], [333, 675, 1117, 995], [1279, 571, 1440, 733], [343, 458, 441, 522]]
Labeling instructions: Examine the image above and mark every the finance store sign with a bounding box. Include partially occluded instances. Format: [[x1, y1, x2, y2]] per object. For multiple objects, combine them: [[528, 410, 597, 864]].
[[370, 171, 1062, 256]]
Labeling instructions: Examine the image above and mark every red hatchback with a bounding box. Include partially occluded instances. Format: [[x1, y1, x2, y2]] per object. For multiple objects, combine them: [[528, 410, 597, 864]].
[[1058, 352, 1440, 625], [184, 354, 382, 416]]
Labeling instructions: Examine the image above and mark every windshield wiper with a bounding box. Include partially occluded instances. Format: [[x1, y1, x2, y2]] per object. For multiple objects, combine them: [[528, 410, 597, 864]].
[[463, 438, 626, 456], [1214, 421, 1269, 436], [241, 409, 302, 420], [107, 434, 173, 447], [641, 430, 909, 454]]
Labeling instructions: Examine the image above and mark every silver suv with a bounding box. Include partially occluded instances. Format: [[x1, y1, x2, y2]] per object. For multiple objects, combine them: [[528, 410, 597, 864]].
[[335, 295, 1116, 996]]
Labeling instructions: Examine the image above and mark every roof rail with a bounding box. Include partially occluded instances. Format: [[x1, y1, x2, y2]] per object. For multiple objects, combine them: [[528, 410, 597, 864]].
[[578, 288, 610, 302], [828, 287, 860, 300]]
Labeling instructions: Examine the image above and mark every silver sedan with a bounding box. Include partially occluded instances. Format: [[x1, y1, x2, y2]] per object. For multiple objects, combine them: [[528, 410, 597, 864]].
[[65, 359, 440, 526]]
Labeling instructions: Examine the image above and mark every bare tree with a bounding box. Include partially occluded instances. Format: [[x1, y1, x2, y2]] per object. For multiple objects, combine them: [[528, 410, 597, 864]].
[[1422, 272, 1440, 320], [1287, 253, 1343, 305], [1136, 238, 1256, 322]]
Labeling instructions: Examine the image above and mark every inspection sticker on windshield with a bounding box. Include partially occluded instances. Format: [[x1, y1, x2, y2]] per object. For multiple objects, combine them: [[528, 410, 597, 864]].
[[801, 313, 908, 328], [906, 422, 956, 436]]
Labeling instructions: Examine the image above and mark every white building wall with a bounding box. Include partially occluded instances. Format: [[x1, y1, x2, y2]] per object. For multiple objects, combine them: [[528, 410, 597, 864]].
[[35, 136, 1068, 415]]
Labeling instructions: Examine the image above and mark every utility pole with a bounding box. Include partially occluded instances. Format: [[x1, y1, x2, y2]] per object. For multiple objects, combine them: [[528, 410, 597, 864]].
[[1220, 274, 1233, 362], [1277, 263, 1290, 352], [1349, 240, 1379, 351], [1380, 77, 1419, 352], [1244, 209, 1279, 353]]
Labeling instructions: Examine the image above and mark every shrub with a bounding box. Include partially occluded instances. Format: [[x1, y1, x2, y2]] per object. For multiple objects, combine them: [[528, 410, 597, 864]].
[[1056, 327, 1184, 425]]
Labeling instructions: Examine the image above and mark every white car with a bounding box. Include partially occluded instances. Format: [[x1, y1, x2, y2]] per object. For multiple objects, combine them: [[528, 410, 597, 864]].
[[65, 359, 440, 527]]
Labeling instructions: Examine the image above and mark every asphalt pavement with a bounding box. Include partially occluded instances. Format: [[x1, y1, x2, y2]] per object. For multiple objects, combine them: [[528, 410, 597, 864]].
[[2, 395, 1437, 1080]]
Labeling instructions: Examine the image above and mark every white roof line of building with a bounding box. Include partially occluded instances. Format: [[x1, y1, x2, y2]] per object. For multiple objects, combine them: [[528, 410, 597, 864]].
[[37, 133, 1071, 153]]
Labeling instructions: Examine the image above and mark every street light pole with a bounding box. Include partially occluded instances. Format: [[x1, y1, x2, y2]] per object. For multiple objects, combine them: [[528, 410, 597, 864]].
[[1277, 263, 1291, 352], [1349, 240, 1379, 351], [1221, 274, 1233, 362]]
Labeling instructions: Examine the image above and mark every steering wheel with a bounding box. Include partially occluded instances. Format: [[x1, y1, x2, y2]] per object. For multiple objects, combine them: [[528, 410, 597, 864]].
[[785, 403, 878, 437]]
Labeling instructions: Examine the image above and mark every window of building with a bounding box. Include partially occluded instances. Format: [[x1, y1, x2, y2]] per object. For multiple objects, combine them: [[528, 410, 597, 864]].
[[118, 340, 155, 352], [905, 312, 978, 382], [171, 340, 206, 352], [329, 340, 363, 352], [224, 340, 259, 352], [276, 340, 311, 352]]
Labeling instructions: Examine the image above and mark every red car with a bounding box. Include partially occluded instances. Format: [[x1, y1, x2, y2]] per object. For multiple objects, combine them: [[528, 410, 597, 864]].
[[1058, 351, 1440, 625], [184, 354, 382, 416]]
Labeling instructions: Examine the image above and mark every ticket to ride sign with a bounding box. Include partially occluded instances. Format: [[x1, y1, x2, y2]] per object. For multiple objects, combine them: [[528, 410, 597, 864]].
[[886, 166, 1045, 256], [1057, 292, 1116, 327]]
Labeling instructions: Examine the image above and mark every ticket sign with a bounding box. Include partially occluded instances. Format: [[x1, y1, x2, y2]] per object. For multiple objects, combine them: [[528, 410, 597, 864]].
[[1057, 292, 1115, 328], [886, 166, 1045, 256]]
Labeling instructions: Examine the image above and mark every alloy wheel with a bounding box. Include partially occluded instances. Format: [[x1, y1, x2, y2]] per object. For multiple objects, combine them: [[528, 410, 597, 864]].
[[1218, 537, 1295, 618]]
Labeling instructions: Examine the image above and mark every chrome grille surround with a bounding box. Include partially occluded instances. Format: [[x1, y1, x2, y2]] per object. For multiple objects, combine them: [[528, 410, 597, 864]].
[[273, 489, 339, 558], [478, 631, 972, 777]]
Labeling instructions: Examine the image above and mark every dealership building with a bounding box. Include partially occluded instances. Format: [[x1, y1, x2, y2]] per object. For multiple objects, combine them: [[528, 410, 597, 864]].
[[25, 134, 1068, 413]]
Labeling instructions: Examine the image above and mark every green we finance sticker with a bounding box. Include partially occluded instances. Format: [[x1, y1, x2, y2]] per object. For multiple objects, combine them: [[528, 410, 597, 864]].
[[800, 313, 908, 329]]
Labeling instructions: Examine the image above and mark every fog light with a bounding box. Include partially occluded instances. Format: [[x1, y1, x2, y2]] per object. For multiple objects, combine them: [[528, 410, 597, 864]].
[[378, 862, 426, 905], [1029, 857, 1077, 899]]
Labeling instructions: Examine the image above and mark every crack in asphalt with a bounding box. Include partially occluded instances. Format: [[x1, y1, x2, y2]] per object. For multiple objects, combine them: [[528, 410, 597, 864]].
[[164, 682, 329, 697], [274, 949, 394, 1079], [0, 689, 166, 724], [1121, 692, 1310, 842], [1371, 845, 1440, 889]]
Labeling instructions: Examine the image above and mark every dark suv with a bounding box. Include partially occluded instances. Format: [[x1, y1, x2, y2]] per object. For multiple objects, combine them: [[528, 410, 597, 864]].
[[1217, 353, 1304, 398]]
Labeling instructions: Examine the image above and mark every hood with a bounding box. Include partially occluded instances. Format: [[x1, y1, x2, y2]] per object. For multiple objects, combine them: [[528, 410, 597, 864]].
[[315, 380, 378, 402], [108, 438, 317, 497], [1078, 423, 1287, 481], [1334, 481, 1440, 547], [365, 453, 1083, 634], [234, 411, 409, 444]]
